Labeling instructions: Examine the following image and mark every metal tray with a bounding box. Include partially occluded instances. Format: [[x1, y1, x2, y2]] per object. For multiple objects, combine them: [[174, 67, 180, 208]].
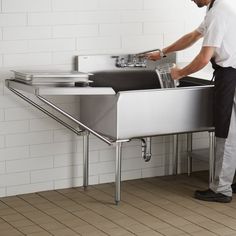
[[11, 70, 92, 85]]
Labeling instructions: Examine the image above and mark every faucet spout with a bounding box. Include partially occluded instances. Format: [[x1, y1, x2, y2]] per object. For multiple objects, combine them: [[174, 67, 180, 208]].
[[135, 48, 162, 58]]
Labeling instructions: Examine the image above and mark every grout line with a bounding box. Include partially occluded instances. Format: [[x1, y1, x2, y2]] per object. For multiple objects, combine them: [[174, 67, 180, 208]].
[[58, 186, 167, 235], [131, 177, 235, 233], [117, 180, 219, 235], [56, 189, 142, 235], [40, 189, 130, 236], [17, 194, 82, 235], [0, 198, 52, 235], [34, 190, 111, 235]]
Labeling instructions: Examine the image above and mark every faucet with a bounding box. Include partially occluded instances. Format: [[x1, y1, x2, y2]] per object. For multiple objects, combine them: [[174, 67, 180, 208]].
[[114, 49, 165, 68], [115, 54, 147, 68]]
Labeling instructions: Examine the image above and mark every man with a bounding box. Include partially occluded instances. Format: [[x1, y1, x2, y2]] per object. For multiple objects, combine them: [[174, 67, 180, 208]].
[[145, 0, 236, 203]]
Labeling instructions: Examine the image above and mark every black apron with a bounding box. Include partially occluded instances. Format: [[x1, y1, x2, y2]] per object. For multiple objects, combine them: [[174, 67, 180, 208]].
[[211, 60, 236, 138], [208, 0, 236, 138]]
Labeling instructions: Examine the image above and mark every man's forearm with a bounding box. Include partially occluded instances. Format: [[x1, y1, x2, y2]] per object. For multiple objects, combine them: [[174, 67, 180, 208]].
[[163, 30, 202, 55], [179, 53, 209, 77], [170, 46, 215, 80]]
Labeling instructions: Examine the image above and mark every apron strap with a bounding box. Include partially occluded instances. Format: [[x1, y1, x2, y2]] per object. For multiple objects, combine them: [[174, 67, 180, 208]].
[[209, 0, 216, 10], [210, 58, 219, 84]]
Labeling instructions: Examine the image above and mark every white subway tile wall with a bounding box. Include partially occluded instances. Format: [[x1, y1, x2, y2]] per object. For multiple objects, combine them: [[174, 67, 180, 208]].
[[0, 0, 207, 197], [2, 0, 51, 12]]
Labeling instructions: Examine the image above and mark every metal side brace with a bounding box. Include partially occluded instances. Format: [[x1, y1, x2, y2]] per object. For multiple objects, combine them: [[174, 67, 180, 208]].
[[7, 86, 83, 136]]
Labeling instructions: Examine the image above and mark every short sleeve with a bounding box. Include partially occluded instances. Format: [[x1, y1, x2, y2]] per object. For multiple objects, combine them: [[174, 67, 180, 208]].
[[202, 14, 227, 48], [196, 21, 205, 35]]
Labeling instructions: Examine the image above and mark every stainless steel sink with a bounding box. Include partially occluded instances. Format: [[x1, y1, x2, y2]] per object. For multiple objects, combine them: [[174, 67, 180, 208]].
[[5, 54, 215, 205], [80, 71, 214, 140]]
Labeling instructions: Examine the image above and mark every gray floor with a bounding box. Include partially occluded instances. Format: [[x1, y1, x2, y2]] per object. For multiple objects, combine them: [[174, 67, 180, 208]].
[[1, 171, 236, 236]]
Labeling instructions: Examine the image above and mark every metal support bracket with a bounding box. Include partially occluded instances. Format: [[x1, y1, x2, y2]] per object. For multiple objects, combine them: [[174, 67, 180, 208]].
[[8, 86, 83, 136]]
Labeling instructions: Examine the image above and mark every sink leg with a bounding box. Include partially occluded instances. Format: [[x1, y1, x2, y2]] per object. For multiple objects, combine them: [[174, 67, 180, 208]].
[[115, 142, 122, 205], [209, 131, 215, 185], [187, 133, 193, 176], [173, 134, 179, 175], [83, 131, 89, 189]]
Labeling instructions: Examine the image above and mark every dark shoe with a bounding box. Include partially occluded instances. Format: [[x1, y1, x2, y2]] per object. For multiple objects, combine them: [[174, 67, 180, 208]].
[[232, 183, 236, 193], [194, 189, 232, 203]]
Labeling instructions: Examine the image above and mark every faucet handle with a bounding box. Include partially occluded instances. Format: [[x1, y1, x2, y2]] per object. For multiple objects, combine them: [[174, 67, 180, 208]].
[[113, 56, 126, 68]]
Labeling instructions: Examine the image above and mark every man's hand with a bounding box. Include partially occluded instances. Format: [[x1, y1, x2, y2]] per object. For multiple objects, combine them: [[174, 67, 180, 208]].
[[145, 51, 162, 61], [170, 66, 184, 80], [170, 46, 215, 80]]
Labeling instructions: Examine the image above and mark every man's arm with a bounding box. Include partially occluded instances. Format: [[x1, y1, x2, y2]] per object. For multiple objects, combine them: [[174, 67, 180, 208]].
[[147, 30, 203, 60], [171, 46, 215, 80], [163, 30, 203, 54]]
